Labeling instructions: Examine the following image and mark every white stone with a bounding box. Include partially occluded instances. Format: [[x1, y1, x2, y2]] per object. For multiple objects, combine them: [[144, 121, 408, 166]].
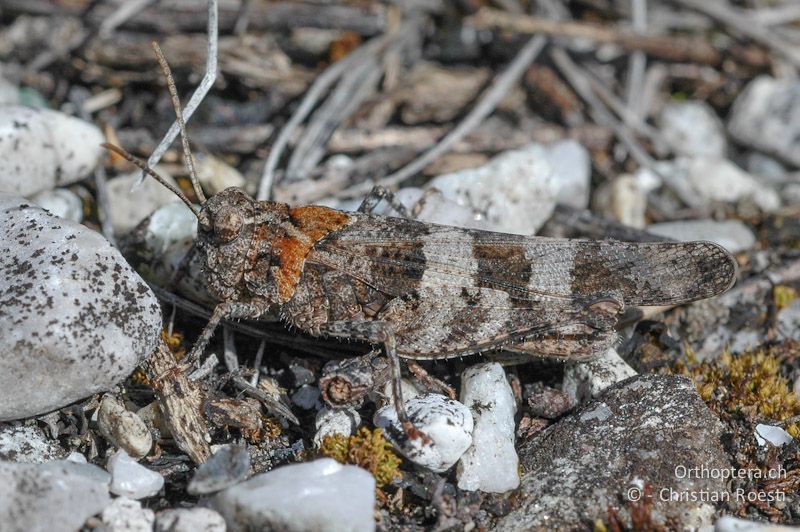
[[155, 508, 227, 532], [0, 196, 161, 421], [211, 458, 375, 532], [107, 167, 185, 234], [124, 201, 211, 304], [777, 299, 800, 342], [395, 187, 493, 230], [646, 219, 756, 254], [97, 395, 153, 459], [544, 139, 591, 210], [728, 75, 800, 167], [44, 459, 112, 485], [381, 378, 422, 403], [457, 363, 519, 493], [108, 450, 164, 499], [374, 393, 473, 472], [101, 496, 155, 532], [0, 106, 103, 196], [194, 152, 247, 195], [754, 424, 794, 448], [715, 515, 800, 531], [658, 101, 726, 158], [30, 188, 83, 222], [314, 407, 360, 447], [0, 425, 66, 463], [686, 156, 780, 212], [595, 174, 647, 229], [563, 347, 638, 403], [0, 461, 111, 532], [427, 143, 558, 234]]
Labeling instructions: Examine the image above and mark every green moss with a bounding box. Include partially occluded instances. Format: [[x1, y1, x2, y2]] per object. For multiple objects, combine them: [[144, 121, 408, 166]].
[[675, 347, 800, 437], [774, 285, 798, 311], [319, 428, 402, 488]]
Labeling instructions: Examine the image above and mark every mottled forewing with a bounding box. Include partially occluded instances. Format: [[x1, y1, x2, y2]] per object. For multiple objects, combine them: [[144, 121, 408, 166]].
[[307, 214, 736, 306]]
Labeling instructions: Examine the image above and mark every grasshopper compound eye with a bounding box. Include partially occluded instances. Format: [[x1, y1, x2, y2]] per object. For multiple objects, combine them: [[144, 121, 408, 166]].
[[213, 207, 244, 243]]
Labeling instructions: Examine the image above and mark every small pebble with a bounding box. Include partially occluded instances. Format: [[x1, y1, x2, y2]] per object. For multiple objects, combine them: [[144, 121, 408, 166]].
[[0, 461, 111, 532], [594, 174, 647, 229], [314, 407, 361, 447], [0, 106, 103, 196], [715, 515, 800, 532], [0, 196, 162, 421], [754, 424, 794, 447], [685, 156, 780, 212], [658, 100, 727, 158], [375, 393, 473, 472], [211, 458, 375, 532], [100, 496, 155, 532], [0, 425, 66, 463], [457, 363, 519, 493], [188, 444, 250, 496], [120, 201, 211, 304], [562, 347, 638, 404], [544, 139, 591, 210], [291, 384, 321, 410], [107, 450, 164, 499], [776, 299, 800, 342], [30, 188, 83, 222], [97, 395, 153, 459], [427, 143, 558, 234], [527, 386, 574, 419], [155, 508, 227, 532], [194, 152, 247, 195], [728, 75, 800, 167], [646, 219, 756, 254], [107, 167, 186, 235]]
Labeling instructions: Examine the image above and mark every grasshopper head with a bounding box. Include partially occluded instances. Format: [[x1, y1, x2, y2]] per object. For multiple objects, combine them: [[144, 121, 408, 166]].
[[195, 187, 257, 301]]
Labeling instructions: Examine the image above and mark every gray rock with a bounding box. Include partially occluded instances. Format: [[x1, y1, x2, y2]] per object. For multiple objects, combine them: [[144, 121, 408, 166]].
[[107, 168, 185, 235], [107, 450, 164, 499], [685, 156, 780, 212], [562, 347, 637, 404], [0, 461, 111, 532], [658, 100, 726, 158], [30, 188, 83, 222], [496, 374, 732, 530], [0, 196, 161, 420], [0, 106, 103, 197], [100, 496, 155, 532], [188, 444, 251, 495], [211, 458, 375, 532], [728, 76, 800, 167], [0, 425, 66, 463], [647, 219, 756, 254], [155, 508, 227, 532]]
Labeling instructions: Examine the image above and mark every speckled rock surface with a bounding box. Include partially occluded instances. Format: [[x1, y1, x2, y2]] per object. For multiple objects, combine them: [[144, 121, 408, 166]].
[[496, 374, 732, 530], [0, 461, 111, 532], [0, 195, 161, 420], [0, 106, 103, 197]]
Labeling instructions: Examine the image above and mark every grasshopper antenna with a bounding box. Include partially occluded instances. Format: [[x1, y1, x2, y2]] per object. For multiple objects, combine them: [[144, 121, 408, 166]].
[[102, 142, 199, 217], [151, 41, 208, 205]]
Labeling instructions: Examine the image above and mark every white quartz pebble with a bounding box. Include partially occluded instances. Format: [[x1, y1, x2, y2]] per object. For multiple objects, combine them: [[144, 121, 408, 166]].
[[374, 393, 473, 472], [97, 395, 153, 459], [457, 363, 519, 492], [313, 407, 361, 447], [0, 106, 104, 196], [755, 424, 794, 448], [0, 461, 111, 532], [107, 167, 186, 235], [30, 188, 83, 222], [101, 496, 155, 532], [0, 195, 162, 421], [563, 347, 638, 404], [108, 450, 164, 499], [155, 508, 227, 532], [211, 458, 375, 532]]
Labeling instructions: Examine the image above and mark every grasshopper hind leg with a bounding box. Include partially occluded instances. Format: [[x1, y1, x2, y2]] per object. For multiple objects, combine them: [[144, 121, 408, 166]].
[[314, 320, 430, 443]]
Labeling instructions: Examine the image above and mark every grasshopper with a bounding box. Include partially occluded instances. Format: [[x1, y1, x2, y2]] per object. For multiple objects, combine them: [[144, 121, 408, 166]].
[[105, 44, 737, 440]]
